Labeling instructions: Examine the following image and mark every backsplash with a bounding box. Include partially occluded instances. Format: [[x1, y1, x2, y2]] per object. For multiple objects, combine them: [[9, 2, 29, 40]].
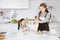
[[0, 0, 60, 22]]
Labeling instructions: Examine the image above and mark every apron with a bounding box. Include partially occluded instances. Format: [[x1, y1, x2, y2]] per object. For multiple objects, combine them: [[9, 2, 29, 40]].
[[37, 22, 49, 31], [37, 13, 50, 31]]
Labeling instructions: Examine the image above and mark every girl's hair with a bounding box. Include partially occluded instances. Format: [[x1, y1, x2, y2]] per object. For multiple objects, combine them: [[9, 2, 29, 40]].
[[39, 3, 49, 17], [18, 18, 25, 30]]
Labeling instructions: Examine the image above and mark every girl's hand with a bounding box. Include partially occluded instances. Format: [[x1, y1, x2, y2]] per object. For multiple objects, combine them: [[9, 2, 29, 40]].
[[22, 29, 26, 32], [22, 27, 30, 32], [25, 27, 30, 30]]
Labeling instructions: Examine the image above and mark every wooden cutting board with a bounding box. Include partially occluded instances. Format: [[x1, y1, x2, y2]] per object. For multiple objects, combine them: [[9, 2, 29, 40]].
[[0, 34, 5, 40]]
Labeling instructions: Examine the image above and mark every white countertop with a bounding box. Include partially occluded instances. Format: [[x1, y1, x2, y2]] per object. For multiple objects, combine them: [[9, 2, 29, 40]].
[[0, 21, 60, 40], [4, 31, 60, 40]]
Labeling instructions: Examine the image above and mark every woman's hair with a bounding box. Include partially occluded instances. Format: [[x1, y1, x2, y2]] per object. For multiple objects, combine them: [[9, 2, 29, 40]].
[[18, 18, 25, 30], [39, 3, 49, 17]]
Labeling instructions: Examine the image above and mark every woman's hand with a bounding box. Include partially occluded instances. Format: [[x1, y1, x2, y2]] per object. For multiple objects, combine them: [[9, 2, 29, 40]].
[[34, 19, 40, 24], [39, 21, 42, 23], [37, 30, 43, 34]]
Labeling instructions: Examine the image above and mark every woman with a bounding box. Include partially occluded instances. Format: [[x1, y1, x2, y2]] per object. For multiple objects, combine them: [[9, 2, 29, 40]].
[[37, 3, 51, 32], [18, 18, 29, 32]]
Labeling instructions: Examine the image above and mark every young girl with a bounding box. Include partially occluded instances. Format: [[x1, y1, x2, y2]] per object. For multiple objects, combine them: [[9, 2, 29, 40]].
[[18, 18, 30, 32], [37, 3, 51, 32]]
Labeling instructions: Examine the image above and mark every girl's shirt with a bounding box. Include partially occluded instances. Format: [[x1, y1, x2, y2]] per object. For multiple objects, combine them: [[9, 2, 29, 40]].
[[19, 25, 29, 32]]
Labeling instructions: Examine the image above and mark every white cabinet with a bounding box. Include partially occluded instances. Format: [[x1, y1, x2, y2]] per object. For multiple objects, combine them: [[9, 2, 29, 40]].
[[0, 0, 29, 9]]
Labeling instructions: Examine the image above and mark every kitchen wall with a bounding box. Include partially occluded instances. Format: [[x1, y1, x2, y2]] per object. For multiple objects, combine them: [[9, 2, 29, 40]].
[[15, 0, 44, 19]]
